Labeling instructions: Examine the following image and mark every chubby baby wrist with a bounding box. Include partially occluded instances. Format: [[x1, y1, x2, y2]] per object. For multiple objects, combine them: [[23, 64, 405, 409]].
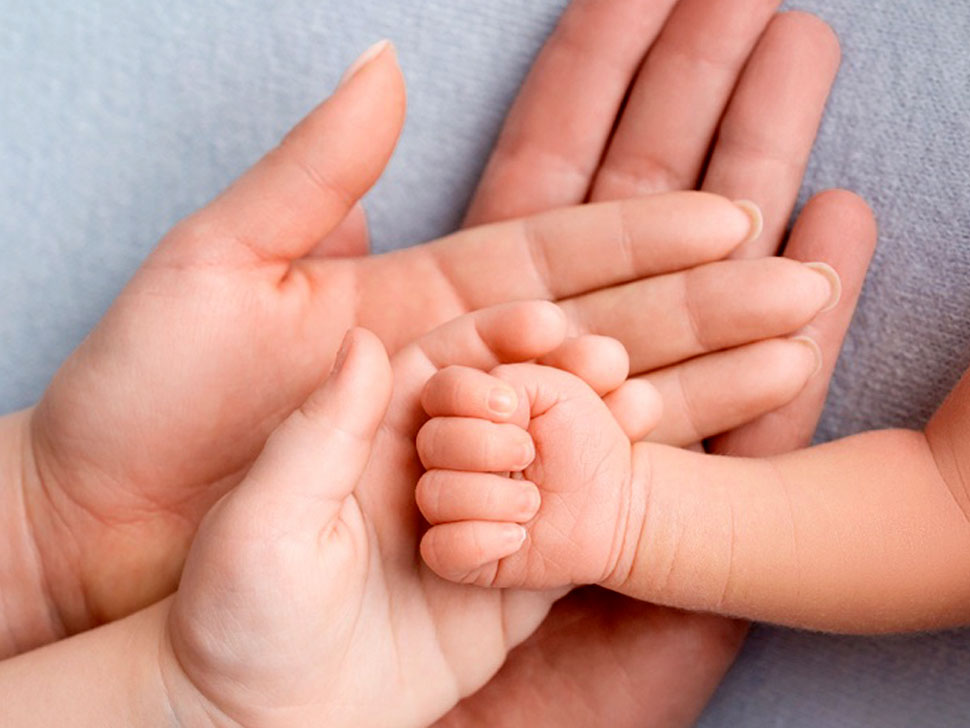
[[154, 600, 239, 728], [598, 444, 652, 593]]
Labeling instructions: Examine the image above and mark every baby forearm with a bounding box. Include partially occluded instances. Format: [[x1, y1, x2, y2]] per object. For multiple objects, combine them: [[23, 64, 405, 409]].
[[608, 430, 970, 632], [0, 599, 204, 727]]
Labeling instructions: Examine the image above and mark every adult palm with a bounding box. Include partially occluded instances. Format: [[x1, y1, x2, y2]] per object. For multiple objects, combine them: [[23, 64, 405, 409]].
[[12, 40, 823, 657], [442, 0, 876, 726]]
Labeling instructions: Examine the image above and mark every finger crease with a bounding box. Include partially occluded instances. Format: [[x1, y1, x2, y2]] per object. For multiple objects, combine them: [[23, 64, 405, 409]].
[[522, 217, 558, 300]]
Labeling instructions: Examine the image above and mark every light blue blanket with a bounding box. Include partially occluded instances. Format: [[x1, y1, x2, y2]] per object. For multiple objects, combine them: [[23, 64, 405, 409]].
[[2, 1, 970, 724]]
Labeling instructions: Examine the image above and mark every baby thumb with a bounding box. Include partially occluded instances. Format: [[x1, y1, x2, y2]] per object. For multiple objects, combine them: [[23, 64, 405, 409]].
[[243, 328, 393, 524]]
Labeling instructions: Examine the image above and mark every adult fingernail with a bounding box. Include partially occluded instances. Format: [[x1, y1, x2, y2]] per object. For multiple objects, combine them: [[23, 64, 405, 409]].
[[790, 335, 823, 377], [488, 387, 517, 416], [734, 200, 764, 244], [339, 39, 393, 87], [803, 262, 842, 312]]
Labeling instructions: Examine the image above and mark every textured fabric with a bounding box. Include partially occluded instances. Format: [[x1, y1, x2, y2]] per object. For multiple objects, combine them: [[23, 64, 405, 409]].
[[2, 1, 970, 725]]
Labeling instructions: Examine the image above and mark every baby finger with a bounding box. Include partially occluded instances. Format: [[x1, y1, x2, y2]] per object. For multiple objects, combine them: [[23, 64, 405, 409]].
[[417, 417, 535, 472], [420, 521, 526, 586], [416, 470, 541, 525], [603, 380, 664, 441], [421, 366, 521, 422]]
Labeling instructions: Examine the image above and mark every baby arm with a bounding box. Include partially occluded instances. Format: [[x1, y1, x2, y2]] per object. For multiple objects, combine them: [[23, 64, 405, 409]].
[[613, 364, 970, 633], [611, 429, 965, 633], [0, 599, 207, 727], [419, 361, 970, 634]]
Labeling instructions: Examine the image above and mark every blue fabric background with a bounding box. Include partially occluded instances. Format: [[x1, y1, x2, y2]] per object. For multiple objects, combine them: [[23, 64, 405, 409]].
[[3, 1, 970, 724]]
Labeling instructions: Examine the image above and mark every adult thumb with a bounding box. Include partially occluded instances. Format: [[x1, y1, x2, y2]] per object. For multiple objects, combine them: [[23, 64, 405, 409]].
[[161, 40, 406, 265]]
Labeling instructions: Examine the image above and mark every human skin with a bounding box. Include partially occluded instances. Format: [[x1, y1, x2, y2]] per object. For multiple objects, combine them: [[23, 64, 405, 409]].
[[0, 41, 835, 658], [0, 312, 655, 727], [440, 0, 877, 724], [417, 344, 970, 637], [416, 360, 645, 589]]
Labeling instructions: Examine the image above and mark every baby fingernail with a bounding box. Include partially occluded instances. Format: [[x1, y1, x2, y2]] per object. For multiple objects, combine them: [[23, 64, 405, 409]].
[[790, 336, 823, 377], [488, 387, 517, 415], [502, 524, 528, 550], [518, 441, 536, 469], [518, 486, 541, 519], [734, 199, 764, 244], [803, 262, 842, 312]]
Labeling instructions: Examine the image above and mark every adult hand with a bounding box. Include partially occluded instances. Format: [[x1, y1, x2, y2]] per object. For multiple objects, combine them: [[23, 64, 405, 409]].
[[442, 0, 877, 725], [4, 41, 827, 656]]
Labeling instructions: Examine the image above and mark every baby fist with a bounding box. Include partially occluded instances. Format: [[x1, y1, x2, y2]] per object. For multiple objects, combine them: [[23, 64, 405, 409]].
[[416, 336, 660, 590]]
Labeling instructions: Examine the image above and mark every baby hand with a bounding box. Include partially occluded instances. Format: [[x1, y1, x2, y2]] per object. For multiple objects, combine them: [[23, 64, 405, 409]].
[[417, 340, 659, 589], [160, 302, 627, 727]]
